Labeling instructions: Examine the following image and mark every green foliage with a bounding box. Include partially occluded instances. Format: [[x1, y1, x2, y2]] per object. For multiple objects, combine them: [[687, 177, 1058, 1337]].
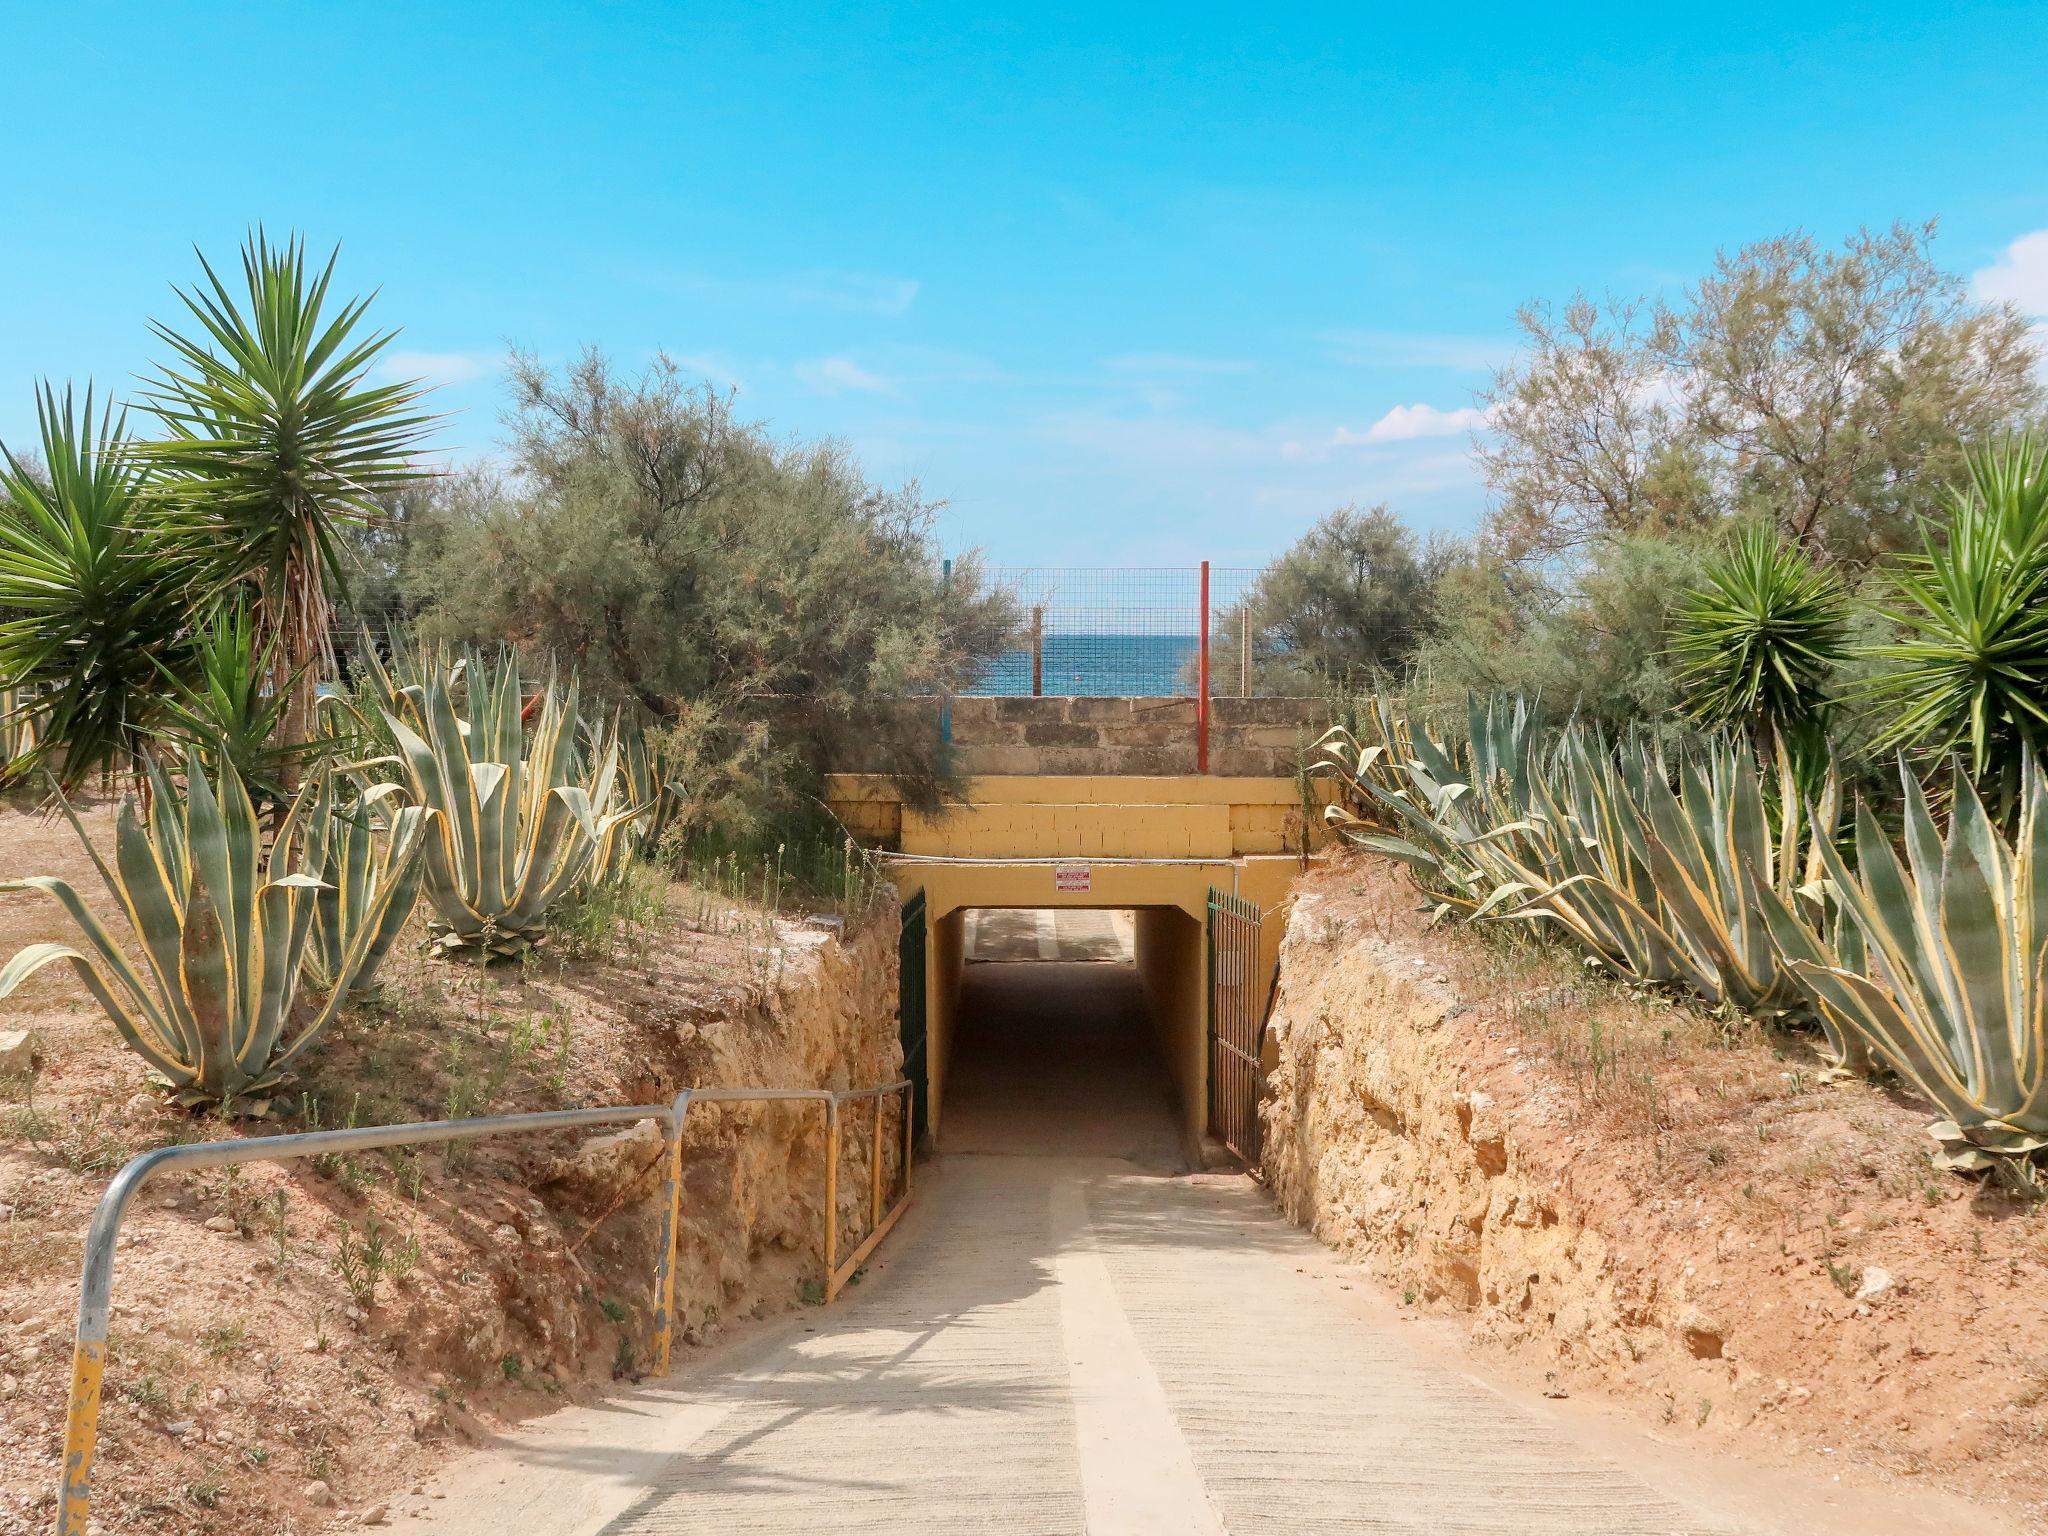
[[1769, 758, 2048, 1171], [1319, 699, 1848, 1048], [373, 648, 646, 960], [0, 755, 426, 1107], [1209, 505, 1447, 692], [1862, 437, 2048, 816], [1479, 222, 2043, 567], [153, 597, 324, 811], [0, 386, 202, 787], [398, 351, 1014, 841], [140, 230, 436, 755], [1406, 534, 1709, 734], [1670, 525, 1849, 748]]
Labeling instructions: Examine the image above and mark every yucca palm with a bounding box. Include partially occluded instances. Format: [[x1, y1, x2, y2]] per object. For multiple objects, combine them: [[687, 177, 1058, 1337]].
[[0, 385, 202, 787], [0, 755, 425, 1107], [140, 231, 437, 767], [1864, 437, 2048, 820], [1670, 523, 1847, 779]]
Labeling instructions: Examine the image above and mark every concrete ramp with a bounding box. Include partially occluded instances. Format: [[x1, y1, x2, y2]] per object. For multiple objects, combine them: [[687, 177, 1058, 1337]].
[[385, 959, 1779, 1536], [391, 1156, 1737, 1535]]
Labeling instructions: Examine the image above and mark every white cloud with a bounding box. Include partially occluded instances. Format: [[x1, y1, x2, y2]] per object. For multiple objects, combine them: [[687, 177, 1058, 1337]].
[[1333, 402, 1492, 445], [1324, 330, 1511, 372], [793, 355, 893, 395], [1974, 230, 2048, 315], [378, 349, 497, 387]]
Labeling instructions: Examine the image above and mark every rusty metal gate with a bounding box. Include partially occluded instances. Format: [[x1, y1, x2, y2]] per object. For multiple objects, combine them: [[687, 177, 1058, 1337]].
[[1206, 887, 1263, 1164]]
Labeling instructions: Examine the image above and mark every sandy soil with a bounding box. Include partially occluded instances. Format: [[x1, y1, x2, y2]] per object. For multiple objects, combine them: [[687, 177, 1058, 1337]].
[[0, 797, 899, 1536], [1262, 850, 2048, 1530]]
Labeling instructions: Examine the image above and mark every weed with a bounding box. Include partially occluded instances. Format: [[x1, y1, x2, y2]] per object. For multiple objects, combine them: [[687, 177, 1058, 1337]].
[[185, 1470, 226, 1509], [1703, 1142, 1728, 1168], [268, 1189, 292, 1279], [600, 1296, 627, 1324], [797, 1278, 826, 1307], [500, 1352, 524, 1381], [333, 1213, 395, 1310], [1401, 1285, 1418, 1306], [1696, 1399, 1713, 1427], [612, 1333, 638, 1380], [1825, 1259, 1862, 1297], [240, 1443, 271, 1468], [123, 1374, 171, 1413], [201, 1323, 246, 1360]]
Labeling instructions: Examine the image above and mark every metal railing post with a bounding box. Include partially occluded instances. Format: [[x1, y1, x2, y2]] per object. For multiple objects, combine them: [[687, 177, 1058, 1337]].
[[869, 1095, 885, 1234], [651, 1089, 693, 1374], [900, 1082, 914, 1199], [823, 1098, 841, 1281]]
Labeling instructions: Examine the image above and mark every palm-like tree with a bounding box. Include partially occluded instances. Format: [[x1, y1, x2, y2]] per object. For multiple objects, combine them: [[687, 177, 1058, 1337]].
[[1864, 436, 2048, 819], [1669, 522, 1849, 785], [0, 385, 201, 787], [141, 231, 436, 767]]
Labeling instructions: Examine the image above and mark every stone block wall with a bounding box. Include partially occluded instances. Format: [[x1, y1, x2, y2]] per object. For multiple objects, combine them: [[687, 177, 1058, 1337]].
[[943, 695, 1326, 777]]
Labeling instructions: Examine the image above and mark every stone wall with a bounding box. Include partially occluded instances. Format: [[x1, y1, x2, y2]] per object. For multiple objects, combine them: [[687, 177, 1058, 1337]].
[[943, 695, 1325, 777]]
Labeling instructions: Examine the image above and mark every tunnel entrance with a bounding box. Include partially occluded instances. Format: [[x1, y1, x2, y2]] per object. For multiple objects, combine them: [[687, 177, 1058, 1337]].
[[939, 909, 1183, 1166]]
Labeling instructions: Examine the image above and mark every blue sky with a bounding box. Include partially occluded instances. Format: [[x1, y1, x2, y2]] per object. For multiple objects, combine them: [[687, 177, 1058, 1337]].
[[4, 2, 2047, 565]]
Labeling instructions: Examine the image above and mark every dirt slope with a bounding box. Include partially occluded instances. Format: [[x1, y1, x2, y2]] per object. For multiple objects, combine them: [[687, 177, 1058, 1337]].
[[0, 800, 901, 1536], [1262, 851, 2048, 1530]]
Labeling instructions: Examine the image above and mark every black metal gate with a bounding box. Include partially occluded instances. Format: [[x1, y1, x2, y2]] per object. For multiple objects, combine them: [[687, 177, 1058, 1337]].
[[1206, 887, 1263, 1164], [899, 889, 929, 1143]]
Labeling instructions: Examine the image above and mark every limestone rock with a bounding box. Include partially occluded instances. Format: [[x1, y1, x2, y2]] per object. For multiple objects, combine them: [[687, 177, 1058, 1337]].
[[545, 1118, 666, 1197], [0, 1029, 39, 1076]]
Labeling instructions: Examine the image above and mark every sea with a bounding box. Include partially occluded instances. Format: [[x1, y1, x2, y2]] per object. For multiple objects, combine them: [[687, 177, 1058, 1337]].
[[969, 634, 1200, 697]]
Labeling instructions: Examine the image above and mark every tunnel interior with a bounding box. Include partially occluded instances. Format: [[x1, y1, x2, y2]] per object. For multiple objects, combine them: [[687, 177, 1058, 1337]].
[[927, 905, 1206, 1169]]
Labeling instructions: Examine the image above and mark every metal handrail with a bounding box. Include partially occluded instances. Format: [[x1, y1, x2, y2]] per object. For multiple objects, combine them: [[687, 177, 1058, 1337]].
[[52, 1079, 914, 1536]]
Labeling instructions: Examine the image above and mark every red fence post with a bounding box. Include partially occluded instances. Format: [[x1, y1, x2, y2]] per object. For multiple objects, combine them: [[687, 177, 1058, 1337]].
[[1197, 560, 1210, 774]]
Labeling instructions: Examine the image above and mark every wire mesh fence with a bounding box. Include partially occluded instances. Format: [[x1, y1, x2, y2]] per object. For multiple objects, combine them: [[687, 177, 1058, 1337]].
[[975, 566, 1268, 697]]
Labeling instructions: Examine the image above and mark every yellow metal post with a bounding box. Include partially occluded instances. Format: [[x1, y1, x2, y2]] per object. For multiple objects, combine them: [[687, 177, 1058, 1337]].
[[901, 1082, 914, 1198], [823, 1100, 840, 1284], [869, 1095, 884, 1235], [651, 1094, 690, 1373], [55, 1340, 105, 1536]]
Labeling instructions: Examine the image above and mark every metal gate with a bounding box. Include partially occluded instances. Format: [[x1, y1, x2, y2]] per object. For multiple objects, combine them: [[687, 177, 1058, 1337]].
[[899, 889, 930, 1143], [1206, 888, 1264, 1164]]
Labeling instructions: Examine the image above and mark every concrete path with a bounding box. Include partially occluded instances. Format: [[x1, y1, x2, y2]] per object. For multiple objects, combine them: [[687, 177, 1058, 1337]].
[[388, 960, 1792, 1535]]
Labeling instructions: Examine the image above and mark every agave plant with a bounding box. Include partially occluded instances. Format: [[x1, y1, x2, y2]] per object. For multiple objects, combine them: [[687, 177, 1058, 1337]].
[[308, 777, 432, 994], [381, 651, 647, 959], [1864, 436, 2048, 820], [1766, 757, 2048, 1172], [0, 755, 418, 1107], [1628, 733, 1839, 1022], [605, 722, 686, 878]]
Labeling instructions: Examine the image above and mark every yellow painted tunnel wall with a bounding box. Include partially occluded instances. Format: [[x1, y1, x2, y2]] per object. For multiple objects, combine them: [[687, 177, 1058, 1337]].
[[1133, 906, 1207, 1148]]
